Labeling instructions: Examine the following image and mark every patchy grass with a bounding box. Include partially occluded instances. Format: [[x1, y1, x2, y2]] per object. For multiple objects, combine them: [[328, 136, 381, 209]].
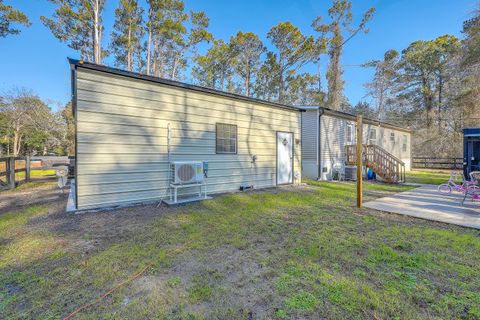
[[15, 180, 58, 192], [0, 205, 50, 237], [406, 169, 459, 185], [1, 180, 58, 194], [0, 205, 66, 269], [0, 169, 56, 183], [1, 181, 480, 319]]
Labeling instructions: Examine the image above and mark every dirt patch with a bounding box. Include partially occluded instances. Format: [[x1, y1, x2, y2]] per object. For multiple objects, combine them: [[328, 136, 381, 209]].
[[125, 244, 281, 318], [0, 182, 67, 214]]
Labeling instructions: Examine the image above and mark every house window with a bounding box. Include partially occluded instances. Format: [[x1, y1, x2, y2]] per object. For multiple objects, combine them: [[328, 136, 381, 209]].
[[369, 128, 377, 144], [402, 135, 408, 152], [346, 124, 354, 143], [216, 123, 237, 154], [390, 132, 395, 142]]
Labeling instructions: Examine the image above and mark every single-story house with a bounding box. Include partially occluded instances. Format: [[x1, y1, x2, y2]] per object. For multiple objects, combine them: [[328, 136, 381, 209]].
[[301, 106, 412, 181], [69, 59, 302, 211]]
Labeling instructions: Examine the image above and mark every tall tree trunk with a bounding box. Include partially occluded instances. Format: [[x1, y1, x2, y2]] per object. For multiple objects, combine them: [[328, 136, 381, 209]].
[[245, 67, 251, 96], [92, 0, 101, 64], [172, 49, 186, 80], [278, 58, 285, 103], [172, 59, 179, 80], [437, 74, 443, 133], [327, 48, 342, 110], [156, 43, 165, 77], [422, 77, 434, 128], [377, 82, 385, 121], [326, 24, 345, 111], [13, 123, 20, 156], [81, 44, 86, 61], [17, 135, 22, 156], [13, 130, 22, 157], [317, 62, 322, 101], [98, 9, 102, 63], [146, 14, 152, 75], [152, 37, 158, 76], [127, 22, 132, 71], [13, 133, 19, 157]]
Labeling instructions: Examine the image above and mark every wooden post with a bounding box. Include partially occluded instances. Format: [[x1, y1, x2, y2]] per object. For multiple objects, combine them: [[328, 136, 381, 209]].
[[25, 156, 31, 182], [356, 116, 363, 208], [7, 157, 15, 189]]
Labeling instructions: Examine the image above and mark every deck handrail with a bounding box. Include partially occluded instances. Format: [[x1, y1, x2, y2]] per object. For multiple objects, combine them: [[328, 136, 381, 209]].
[[345, 144, 406, 183]]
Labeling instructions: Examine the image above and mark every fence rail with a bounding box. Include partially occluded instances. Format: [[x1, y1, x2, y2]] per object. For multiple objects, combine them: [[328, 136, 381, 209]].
[[0, 156, 72, 190], [412, 157, 463, 170]]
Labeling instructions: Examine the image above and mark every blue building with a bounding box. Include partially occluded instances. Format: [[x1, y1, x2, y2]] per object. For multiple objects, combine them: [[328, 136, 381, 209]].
[[464, 128, 480, 177]]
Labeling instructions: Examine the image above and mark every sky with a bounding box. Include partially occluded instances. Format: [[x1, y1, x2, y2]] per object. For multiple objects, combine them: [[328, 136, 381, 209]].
[[0, 0, 478, 111]]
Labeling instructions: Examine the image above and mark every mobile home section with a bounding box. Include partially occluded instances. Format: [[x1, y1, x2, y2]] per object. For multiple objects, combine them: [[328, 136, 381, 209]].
[[72, 63, 302, 210], [300, 107, 411, 181]]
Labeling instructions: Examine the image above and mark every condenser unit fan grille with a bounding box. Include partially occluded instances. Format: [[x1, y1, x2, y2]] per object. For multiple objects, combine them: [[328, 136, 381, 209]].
[[177, 164, 195, 182]]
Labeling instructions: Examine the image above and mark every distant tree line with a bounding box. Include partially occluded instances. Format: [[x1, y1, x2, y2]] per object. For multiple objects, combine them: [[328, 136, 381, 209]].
[[356, 6, 480, 157], [1, 0, 479, 158], [0, 89, 73, 157], [35, 0, 374, 107]]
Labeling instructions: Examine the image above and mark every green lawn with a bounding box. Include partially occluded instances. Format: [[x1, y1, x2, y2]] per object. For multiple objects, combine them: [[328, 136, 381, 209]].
[[1, 181, 479, 319], [1, 170, 56, 187], [406, 169, 457, 185], [15, 169, 57, 180]]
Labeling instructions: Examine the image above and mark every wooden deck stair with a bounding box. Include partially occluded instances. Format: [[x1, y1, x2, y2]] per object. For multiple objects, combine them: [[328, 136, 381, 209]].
[[345, 144, 406, 183]]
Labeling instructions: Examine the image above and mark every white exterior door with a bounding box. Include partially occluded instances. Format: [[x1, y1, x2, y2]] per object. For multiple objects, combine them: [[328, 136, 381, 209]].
[[277, 132, 293, 185]]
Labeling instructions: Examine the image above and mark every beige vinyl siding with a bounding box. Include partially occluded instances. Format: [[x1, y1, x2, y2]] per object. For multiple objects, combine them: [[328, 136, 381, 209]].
[[75, 68, 301, 210], [319, 115, 356, 180], [300, 110, 319, 179], [362, 124, 411, 170], [315, 114, 412, 180]]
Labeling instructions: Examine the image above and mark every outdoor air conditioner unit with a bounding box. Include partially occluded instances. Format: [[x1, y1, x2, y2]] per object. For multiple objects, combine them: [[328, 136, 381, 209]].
[[171, 161, 204, 184], [344, 166, 357, 181]]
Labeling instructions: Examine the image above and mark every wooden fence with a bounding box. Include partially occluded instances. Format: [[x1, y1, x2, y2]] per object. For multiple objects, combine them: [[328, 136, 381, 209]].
[[0, 156, 71, 190], [412, 157, 463, 170]]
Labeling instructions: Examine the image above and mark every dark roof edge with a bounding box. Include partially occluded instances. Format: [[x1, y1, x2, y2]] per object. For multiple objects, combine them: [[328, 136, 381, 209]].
[[463, 128, 480, 135], [68, 58, 304, 113], [318, 107, 412, 133]]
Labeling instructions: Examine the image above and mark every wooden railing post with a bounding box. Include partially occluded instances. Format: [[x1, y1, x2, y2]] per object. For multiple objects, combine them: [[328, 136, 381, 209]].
[[25, 156, 31, 182], [7, 157, 15, 189], [356, 116, 363, 208]]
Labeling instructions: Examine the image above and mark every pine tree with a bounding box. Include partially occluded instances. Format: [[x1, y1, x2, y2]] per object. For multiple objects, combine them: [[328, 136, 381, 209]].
[[313, 0, 375, 110], [0, 0, 30, 37], [253, 52, 281, 101], [146, 0, 187, 77], [267, 22, 317, 103], [110, 0, 144, 72], [42, 0, 106, 64], [192, 39, 234, 90], [170, 11, 212, 80], [229, 32, 265, 97]]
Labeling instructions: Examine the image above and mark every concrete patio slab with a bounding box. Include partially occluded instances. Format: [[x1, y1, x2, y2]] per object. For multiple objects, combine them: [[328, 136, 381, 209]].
[[364, 185, 480, 229]]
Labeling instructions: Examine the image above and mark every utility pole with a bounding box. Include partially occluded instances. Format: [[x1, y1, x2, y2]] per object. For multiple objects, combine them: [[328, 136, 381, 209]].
[[356, 115, 363, 208]]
